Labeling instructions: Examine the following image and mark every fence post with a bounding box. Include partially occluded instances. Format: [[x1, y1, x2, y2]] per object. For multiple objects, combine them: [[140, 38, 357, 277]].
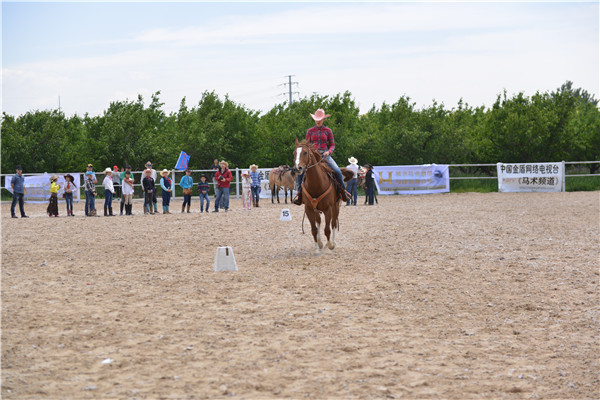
[[172, 170, 176, 200], [235, 168, 239, 199], [562, 161, 566, 192]]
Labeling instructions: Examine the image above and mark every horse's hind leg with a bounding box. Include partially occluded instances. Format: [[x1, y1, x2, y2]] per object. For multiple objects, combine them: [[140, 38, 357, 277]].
[[324, 210, 335, 250], [331, 203, 339, 249]]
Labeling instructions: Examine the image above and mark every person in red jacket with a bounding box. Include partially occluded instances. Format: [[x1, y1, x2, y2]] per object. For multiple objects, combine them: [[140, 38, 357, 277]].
[[213, 160, 232, 212]]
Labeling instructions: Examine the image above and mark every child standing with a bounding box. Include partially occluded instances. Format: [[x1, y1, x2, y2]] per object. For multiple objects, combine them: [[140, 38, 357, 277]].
[[365, 164, 375, 206], [47, 175, 60, 217], [142, 169, 155, 215], [112, 165, 121, 201], [64, 174, 77, 216], [103, 167, 116, 216], [180, 168, 194, 213], [197, 175, 210, 213], [159, 169, 172, 214], [249, 164, 261, 207], [241, 170, 252, 210], [121, 170, 134, 215], [84, 171, 97, 216]]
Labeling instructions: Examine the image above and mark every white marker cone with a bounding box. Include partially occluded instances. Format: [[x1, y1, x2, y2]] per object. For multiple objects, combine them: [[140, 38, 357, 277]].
[[214, 246, 238, 272], [280, 208, 292, 221]]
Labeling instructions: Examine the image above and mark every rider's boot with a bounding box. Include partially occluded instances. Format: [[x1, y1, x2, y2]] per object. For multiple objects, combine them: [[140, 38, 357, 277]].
[[292, 190, 302, 206]]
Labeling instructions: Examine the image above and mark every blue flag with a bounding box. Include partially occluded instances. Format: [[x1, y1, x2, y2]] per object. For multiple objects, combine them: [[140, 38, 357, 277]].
[[175, 151, 191, 170]]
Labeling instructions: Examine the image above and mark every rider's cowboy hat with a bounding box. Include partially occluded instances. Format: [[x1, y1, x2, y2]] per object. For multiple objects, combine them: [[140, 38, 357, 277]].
[[348, 157, 358, 165], [249, 164, 258, 170], [50, 175, 58, 182], [219, 160, 229, 168], [160, 169, 170, 176], [310, 108, 330, 122], [241, 170, 250, 176], [104, 167, 113, 174]]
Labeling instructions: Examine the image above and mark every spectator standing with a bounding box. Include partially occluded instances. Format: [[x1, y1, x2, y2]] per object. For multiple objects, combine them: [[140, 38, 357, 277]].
[[213, 160, 232, 212], [10, 165, 28, 218], [84, 171, 97, 216], [47, 175, 60, 217], [241, 170, 252, 211], [345, 157, 359, 206], [119, 165, 133, 215], [121, 170, 134, 215], [211, 158, 220, 198], [112, 166, 121, 201], [63, 174, 76, 216], [142, 169, 155, 215], [180, 169, 194, 213], [103, 167, 116, 216], [159, 169, 172, 214], [144, 161, 158, 213], [84, 163, 97, 216], [249, 164, 261, 208], [365, 164, 375, 206], [197, 175, 210, 213]]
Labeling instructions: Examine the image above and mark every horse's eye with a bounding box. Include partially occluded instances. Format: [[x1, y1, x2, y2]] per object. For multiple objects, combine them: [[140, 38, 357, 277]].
[[303, 151, 307, 155]]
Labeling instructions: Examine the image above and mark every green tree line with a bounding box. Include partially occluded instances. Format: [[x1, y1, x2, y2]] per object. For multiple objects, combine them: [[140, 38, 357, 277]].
[[2, 81, 598, 175]]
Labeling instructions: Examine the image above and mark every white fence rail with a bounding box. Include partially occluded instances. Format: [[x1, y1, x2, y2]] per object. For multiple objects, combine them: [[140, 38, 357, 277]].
[[2, 161, 598, 203]]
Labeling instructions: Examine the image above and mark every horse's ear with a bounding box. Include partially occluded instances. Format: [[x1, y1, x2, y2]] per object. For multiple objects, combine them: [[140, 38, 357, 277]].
[[295, 138, 299, 146]]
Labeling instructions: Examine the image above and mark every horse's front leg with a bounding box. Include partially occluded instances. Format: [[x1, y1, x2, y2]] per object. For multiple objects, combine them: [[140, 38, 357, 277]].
[[276, 186, 280, 203], [307, 208, 323, 253], [324, 209, 335, 250]]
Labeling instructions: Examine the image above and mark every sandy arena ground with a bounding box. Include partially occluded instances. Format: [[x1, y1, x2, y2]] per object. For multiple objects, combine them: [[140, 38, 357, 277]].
[[1, 192, 599, 399]]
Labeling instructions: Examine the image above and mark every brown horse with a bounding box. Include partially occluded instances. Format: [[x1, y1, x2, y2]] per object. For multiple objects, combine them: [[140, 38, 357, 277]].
[[268, 166, 297, 204], [293, 139, 353, 253]]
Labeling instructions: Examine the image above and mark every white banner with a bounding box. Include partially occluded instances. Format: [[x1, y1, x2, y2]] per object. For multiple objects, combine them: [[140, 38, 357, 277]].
[[497, 162, 563, 192], [374, 165, 450, 195], [4, 173, 82, 203]]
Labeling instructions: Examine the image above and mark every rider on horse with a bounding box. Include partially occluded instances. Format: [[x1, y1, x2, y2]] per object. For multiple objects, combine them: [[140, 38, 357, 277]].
[[293, 108, 351, 205]]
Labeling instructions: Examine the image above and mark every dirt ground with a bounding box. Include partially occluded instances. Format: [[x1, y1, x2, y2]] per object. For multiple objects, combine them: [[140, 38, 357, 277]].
[[1, 192, 598, 399]]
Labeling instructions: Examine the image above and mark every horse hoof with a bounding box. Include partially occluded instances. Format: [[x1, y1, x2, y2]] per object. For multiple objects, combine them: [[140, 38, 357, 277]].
[[327, 241, 336, 250], [317, 240, 324, 249]]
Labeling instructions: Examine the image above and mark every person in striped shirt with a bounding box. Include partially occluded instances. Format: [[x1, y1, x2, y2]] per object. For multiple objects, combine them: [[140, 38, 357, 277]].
[[293, 108, 350, 205], [249, 164, 261, 207], [197, 175, 211, 213]]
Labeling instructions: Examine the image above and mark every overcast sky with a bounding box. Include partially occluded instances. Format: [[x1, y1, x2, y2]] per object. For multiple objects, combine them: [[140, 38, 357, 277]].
[[2, 1, 598, 117]]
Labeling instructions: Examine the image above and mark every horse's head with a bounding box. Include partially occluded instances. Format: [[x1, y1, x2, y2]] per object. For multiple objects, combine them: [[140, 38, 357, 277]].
[[294, 139, 320, 174]]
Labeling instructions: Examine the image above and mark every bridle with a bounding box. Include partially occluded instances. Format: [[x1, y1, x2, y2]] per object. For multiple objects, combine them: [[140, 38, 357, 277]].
[[296, 143, 325, 174]]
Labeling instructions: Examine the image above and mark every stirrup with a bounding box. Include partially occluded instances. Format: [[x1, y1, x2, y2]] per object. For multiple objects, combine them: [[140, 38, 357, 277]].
[[292, 194, 302, 205]]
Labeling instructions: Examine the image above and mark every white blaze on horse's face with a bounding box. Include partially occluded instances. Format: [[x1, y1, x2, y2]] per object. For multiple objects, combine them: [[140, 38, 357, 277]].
[[295, 147, 302, 173]]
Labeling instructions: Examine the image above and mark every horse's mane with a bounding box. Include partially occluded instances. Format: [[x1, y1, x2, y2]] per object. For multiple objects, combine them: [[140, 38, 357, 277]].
[[297, 140, 333, 174]]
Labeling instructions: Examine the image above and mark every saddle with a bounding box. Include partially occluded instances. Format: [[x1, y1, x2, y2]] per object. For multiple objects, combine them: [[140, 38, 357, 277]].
[[273, 165, 295, 181]]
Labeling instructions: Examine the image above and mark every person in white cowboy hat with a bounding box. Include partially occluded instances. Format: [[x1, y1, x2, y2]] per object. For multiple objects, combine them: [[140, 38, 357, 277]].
[[102, 167, 116, 216], [159, 169, 172, 214], [240, 170, 252, 211], [293, 108, 350, 205], [213, 160, 232, 212], [345, 156, 359, 206]]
